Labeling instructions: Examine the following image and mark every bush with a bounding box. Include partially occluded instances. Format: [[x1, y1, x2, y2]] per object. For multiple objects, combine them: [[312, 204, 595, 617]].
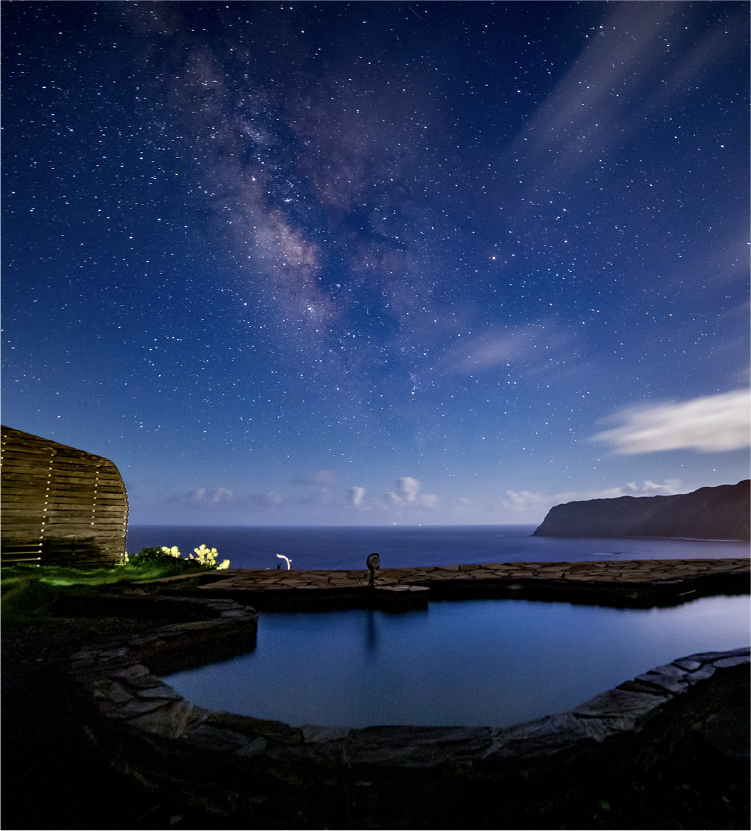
[[126, 546, 178, 564], [125, 545, 229, 570]]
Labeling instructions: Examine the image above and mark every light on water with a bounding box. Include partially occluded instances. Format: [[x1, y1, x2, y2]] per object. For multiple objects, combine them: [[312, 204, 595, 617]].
[[165, 594, 750, 729]]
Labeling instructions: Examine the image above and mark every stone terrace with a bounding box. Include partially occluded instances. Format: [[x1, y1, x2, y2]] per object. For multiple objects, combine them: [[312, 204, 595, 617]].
[[142, 557, 750, 609]]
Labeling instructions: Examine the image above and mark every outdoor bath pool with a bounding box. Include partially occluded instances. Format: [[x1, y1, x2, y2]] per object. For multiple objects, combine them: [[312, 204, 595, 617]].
[[164, 594, 750, 728]]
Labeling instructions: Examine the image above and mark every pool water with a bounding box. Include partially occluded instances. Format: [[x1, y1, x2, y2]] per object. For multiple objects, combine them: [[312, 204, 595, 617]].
[[165, 595, 750, 728]]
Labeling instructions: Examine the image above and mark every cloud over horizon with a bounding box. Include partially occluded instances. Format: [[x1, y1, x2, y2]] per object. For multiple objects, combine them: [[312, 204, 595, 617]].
[[590, 390, 751, 455], [497, 479, 685, 518], [348, 486, 366, 507], [383, 477, 438, 510]]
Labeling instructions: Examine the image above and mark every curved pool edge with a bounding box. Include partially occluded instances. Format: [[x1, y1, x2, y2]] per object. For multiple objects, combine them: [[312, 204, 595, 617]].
[[67, 588, 750, 827]]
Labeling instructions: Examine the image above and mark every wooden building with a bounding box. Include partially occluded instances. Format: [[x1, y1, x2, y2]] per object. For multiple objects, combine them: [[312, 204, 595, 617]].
[[1, 425, 129, 566]]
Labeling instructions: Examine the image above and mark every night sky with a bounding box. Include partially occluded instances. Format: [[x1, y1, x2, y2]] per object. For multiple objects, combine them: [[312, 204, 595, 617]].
[[3, 1, 749, 526]]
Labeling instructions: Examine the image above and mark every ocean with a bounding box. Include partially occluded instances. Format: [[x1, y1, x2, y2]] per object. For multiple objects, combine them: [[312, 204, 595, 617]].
[[126, 525, 750, 572]]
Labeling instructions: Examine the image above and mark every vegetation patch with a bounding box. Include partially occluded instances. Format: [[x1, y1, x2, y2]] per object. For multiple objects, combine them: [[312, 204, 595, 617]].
[[1, 545, 228, 628]]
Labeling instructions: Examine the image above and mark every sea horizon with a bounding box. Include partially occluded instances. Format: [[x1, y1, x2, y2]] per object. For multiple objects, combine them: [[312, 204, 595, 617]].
[[126, 524, 750, 573]]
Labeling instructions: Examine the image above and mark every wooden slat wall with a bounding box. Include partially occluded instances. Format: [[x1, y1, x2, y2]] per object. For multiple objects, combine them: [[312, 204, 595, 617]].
[[1, 426, 128, 567]]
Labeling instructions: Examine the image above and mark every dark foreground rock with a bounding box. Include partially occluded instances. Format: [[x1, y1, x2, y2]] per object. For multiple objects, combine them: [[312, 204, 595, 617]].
[[533, 480, 750, 540]]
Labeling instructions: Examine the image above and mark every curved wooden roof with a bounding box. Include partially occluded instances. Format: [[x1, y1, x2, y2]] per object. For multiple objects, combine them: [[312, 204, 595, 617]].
[[1, 426, 128, 566]]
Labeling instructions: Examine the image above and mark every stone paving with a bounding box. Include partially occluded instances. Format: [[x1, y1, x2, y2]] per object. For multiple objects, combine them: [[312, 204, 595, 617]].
[[138, 558, 750, 608], [191, 557, 749, 590]]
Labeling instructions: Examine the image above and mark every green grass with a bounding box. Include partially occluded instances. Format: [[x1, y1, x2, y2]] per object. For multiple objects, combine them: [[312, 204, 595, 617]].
[[0, 559, 210, 627]]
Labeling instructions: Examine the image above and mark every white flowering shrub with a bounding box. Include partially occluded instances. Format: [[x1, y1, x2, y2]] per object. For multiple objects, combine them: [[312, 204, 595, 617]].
[[127, 545, 229, 570]]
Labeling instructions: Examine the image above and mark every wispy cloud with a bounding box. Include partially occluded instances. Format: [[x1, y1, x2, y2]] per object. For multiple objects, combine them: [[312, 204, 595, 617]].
[[501, 479, 683, 511], [175, 487, 284, 509], [294, 469, 337, 505], [509, 3, 747, 194], [184, 486, 236, 505], [590, 390, 751, 454], [444, 322, 575, 376]]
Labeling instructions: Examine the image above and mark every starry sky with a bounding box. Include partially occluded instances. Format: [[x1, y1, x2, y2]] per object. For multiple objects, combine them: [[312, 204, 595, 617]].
[[3, 1, 749, 526]]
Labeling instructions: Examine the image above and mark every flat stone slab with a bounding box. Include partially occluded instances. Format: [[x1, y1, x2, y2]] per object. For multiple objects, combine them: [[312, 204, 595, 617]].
[[180, 558, 749, 603]]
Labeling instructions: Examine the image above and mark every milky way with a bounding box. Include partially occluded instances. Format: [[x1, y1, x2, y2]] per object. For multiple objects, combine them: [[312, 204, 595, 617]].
[[3, 2, 749, 525]]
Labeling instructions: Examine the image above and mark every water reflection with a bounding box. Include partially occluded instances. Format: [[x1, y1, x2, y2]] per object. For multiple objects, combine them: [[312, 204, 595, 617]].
[[364, 608, 378, 655], [165, 594, 750, 729]]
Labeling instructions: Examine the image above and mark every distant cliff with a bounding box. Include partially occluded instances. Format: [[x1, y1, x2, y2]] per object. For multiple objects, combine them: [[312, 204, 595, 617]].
[[532, 480, 750, 540]]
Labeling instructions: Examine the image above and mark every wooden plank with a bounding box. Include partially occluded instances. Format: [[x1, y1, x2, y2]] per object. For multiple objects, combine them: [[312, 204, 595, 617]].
[[1, 536, 45, 544], [2, 509, 47, 518], [45, 485, 103, 495], [1, 437, 55, 447], [1, 470, 53, 480], [1, 553, 43, 561], [0, 481, 52, 492], [0, 517, 46, 527], [38, 508, 127, 519], [0, 460, 55, 472], [38, 512, 98, 521], [50, 475, 104, 484], [44, 463, 101, 475], [1, 544, 43, 552], [48, 509, 124, 518], [1, 446, 56, 458], [1, 452, 54, 462], [45, 496, 98, 505], [47, 475, 100, 486], [50, 463, 101, 473], [1, 532, 45, 541], [1, 489, 51, 499], [1, 519, 44, 530], [45, 497, 99, 506], [7, 495, 104, 513], [41, 531, 125, 542], [52, 444, 99, 455], [1, 484, 52, 493], [1, 461, 54, 472], [0, 459, 53, 477]]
